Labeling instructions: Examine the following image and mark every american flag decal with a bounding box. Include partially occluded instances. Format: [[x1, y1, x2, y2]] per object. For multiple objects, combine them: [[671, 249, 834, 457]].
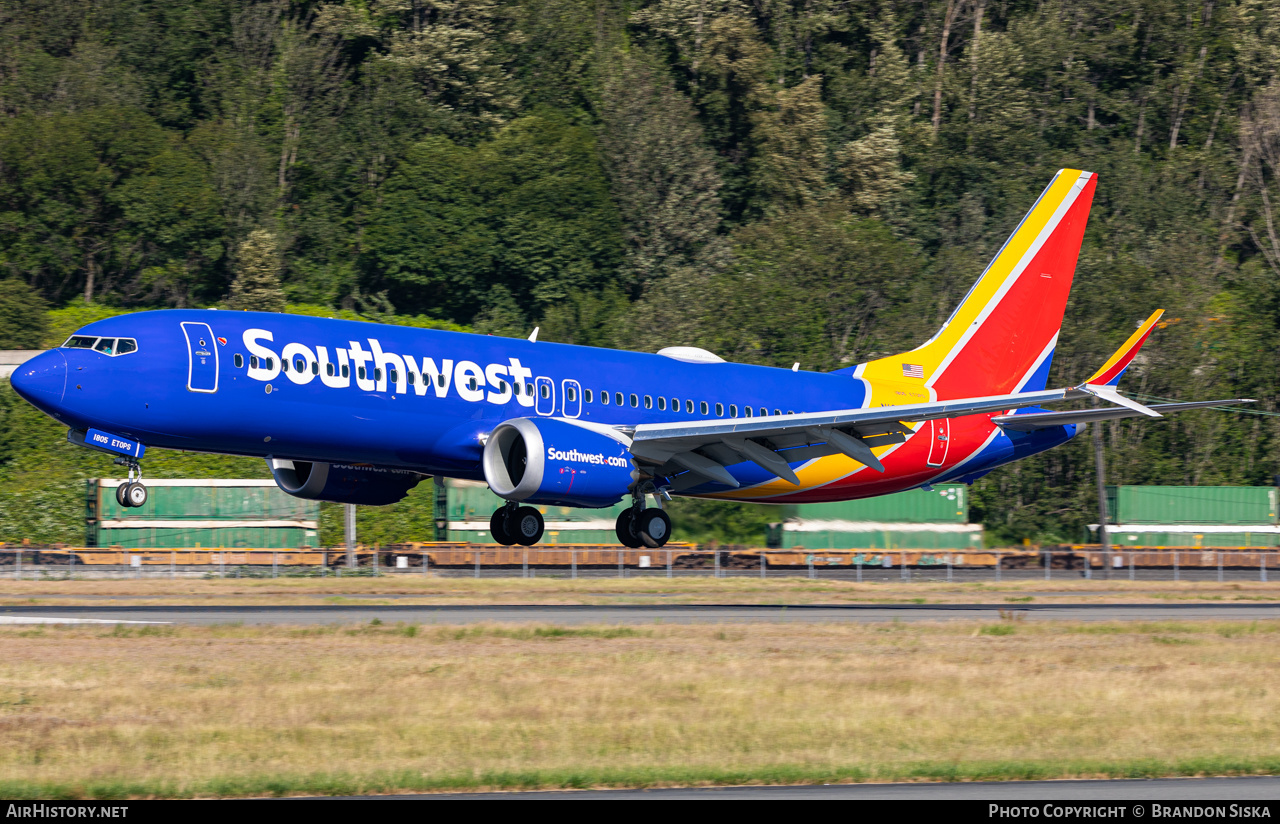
[[902, 363, 924, 379]]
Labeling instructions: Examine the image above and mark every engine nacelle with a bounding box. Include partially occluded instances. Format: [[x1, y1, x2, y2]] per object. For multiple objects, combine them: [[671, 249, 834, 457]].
[[482, 417, 637, 508], [269, 459, 424, 505]]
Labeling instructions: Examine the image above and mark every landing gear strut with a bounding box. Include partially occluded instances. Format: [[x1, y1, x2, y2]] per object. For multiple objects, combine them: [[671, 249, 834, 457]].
[[114, 458, 148, 508], [489, 502, 544, 546], [616, 484, 672, 548]]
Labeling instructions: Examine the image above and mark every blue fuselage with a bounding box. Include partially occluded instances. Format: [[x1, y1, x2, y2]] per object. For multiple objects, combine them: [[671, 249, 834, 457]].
[[12, 309, 1075, 500]]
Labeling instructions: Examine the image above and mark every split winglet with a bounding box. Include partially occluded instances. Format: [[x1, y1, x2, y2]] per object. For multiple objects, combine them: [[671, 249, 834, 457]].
[[1081, 309, 1164, 387], [1073, 309, 1165, 418]]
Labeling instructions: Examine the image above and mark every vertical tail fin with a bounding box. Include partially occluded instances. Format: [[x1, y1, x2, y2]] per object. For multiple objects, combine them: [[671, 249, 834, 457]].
[[853, 169, 1097, 398]]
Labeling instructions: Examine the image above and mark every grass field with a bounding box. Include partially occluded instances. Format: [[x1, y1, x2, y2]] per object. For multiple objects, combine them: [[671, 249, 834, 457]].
[[3, 576, 1280, 606], [3, 617, 1280, 797]]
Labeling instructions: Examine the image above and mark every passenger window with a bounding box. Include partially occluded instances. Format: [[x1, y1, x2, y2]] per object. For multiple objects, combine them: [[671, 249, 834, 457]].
[[671, 397, 679, 410], [601, 391, 609, 405], [761, 408, 768, 417], [788, 410, 794, 415], [295, 358, 305, 372], [700, 401, 708, 415], [374, 368, 382, 381], [266, 358, 274, 370], [250, 356, 259, 369], [116, 338, 137, 355], [585, 389, 593, 403], [358, 366, 365, 380], [438, 374, 446, 388], [94, 338, 115, 355], [715, 403, 724, 417], [615, 392, 624, 406], [327, 363, 335, 377], [388, 368, 397, 382], [342, 365, 349, 379], [567, 386, 577, 402], [644, 395, 653, 409], [729, 404, 738, 417], [64, 336, 98, 349], [658, 397, 666, 411], [744, 406, 752, 417], [234, 354, 244, 368], [630, 393, 638, 407], [687, 400, 695, 414], [282, 360, 290, 373], [774, 409, 781, 416], [540, 384, 549, 399], [469, 377, 478, 390]]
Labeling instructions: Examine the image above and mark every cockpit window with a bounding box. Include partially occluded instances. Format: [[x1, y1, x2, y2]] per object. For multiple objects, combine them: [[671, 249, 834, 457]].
[[63, 335, 138, 356]]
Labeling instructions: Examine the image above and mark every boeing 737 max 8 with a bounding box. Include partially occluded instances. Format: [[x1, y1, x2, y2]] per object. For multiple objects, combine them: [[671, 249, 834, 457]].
[[9, 169, 1251, 548]]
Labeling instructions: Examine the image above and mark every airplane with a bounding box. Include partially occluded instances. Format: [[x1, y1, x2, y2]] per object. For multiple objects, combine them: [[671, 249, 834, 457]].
[[9, 169, 1251, 549]]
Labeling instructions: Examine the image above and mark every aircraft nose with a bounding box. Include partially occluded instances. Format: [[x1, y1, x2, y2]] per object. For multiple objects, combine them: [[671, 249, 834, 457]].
[[10, 350, 66, 406]]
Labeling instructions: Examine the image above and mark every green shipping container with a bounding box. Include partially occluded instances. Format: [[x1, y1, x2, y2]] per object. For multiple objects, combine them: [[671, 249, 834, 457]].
[[445, 480, 628, 543], [780, 528, 982, 551], [88, 479, 320, 548], [1113, 486, 1278, 526], [95, 526, 317, 549], [446, 481, 628, 524], [1104, 528, 1280, 548], [781, 485, 968, 523], [449, 528, 620, 545]]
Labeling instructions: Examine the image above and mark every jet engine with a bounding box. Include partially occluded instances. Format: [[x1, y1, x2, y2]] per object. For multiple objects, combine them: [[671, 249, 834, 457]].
[[268, 459, 424, 505], [482, 417, 638, 508]]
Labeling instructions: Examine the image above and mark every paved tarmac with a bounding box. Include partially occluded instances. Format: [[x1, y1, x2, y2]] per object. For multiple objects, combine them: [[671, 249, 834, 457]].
[[4, 602, 1280, 624], [371, 776, 1280, 799]]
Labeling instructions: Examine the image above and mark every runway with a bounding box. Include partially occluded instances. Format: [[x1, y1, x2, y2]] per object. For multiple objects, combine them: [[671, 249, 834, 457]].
[[382, 775, 1280, 799], [4, 602, 1280, 624]]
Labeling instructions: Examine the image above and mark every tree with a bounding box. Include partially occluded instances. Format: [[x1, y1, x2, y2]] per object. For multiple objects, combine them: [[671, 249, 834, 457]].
[[751, 75, 831, 214], [361, 136, 496, 321], [479, 113, 624, 313], [0, 107, 169, 304], [837, 122, 914, 214], [227, 229, 286, 313], [597, 53, 728, 293], [0, 280, 49, 349]]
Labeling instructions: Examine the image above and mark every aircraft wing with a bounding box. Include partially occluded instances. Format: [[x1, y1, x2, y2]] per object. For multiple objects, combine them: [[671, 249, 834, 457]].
[[624, 387, 1073, 488], [992, 399, 1254, 431]]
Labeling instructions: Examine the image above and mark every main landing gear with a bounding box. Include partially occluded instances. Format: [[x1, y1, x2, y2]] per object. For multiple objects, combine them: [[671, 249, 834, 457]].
[[489, 502, 545, 546], [113, 458, 148, 508], [615, 485, 672, 549]]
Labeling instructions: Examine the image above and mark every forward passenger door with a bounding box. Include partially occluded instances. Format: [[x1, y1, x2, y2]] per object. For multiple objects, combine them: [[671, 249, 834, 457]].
[[181, 322, 218, 393]]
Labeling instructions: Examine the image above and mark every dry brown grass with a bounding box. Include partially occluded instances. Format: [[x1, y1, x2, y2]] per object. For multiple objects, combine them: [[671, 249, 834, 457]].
[[2, 575, 1280, 606], [3, 618, 1280, 796]]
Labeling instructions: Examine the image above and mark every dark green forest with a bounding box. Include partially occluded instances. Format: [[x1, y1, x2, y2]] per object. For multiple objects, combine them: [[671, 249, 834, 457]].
[[3, 0, 1280, 546]]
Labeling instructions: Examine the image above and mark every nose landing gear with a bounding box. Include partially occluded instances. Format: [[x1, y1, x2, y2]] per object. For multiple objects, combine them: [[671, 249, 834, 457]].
[[113, 458, 148, 508]]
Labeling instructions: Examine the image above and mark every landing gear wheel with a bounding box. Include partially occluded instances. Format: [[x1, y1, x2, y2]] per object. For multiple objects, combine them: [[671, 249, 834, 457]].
[[615, 510, 643, 548], [490, 507, 515, 546], [637, 509, 672, 548], [513, 506, 544, 546], [116, 483, 130, 508], [124, 482, 148, 508]]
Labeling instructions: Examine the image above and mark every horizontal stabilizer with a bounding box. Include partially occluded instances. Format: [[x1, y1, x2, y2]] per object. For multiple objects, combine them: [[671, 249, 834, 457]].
[[1078, 383, 1161, 417], [993, 399, 1255, 431]]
